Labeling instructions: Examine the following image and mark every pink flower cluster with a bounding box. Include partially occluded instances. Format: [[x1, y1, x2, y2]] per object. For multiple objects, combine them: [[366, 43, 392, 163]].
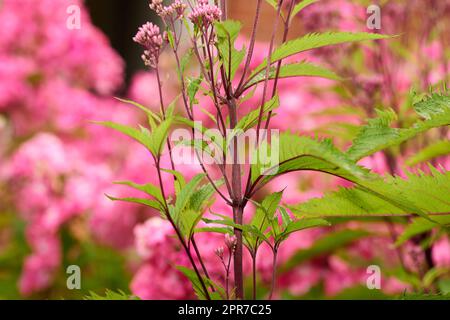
[[133, 22, 163, 68], [0, 0, 156, 295], [149, 0, 187, 19], [189, 0, 222, 28]]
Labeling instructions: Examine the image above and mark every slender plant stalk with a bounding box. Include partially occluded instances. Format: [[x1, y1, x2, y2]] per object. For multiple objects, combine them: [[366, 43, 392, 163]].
[[252, 252, 257, 300], [225, 246, 232, 299], [228, 95, 245, 299], [268, 248, 278, 300]]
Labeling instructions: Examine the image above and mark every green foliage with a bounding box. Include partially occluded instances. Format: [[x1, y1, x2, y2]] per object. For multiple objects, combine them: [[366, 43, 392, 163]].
[[406, 140, 450, 166], [114, 181, 164, 204], [106, 195, 163, 212], [246, 191, 284, 251], [244, 61, 341, 90], [397, 292, 450, 300], [215, 20, 246, 80], [187, 76, 203, 108], [94, 119, 172, 158], [169, 174, 208, 240], [250, 32, 391, 77], [264, 0, 319, 23], [346, 91, 450, 161], [251, 132, 372, 187], [249, 192, 330, 250], [0, 215, 30, 299], [290, 168, 450, 221], [85, 289, 139, 300], [290, 0, 319, 23], [332, 286, 390, 300], [395, 215, 450, 246], [234, 95, 280, 132], [176, 266, 224, 300]]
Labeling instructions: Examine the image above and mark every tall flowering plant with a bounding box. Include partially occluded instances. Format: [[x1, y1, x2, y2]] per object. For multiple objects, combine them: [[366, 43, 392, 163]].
[[100, 0, 450, 300]]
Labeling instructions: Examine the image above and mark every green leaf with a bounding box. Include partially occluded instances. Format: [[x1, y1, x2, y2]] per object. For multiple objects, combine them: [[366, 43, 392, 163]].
[[279, 206, 293, 229], [249, 191, 284, 247], [414, 90, 450, 119], [95, 114, 173, 158], [114, 97, 161, 124], [290, 168, 450, 220], [215, 20, 246, 80], [250, 32, 391, 77], [93, 121, 154, 154], [180, 49, 194, 75], [176, 116, 225, 153], [281, 218, 330, 239], [189, 179, 224, 212], [150, 117, 173, 156], [251, 132, 372, 186], [234, 95, 280, 132], [395, 215, 450, 246], [177, 209, 204, 241], [195, 227, 232, 234], [345, 108, 399, 160], [170, 174, 208, 239], [332, 285, 389, 300], [406, 140, 450, 166], [84, 289, 139, 300], [106, 195, 163, 212], [114, 181, 164, 204], [175, 266, 210, 300], [161, 169, 186, 195], [398, 292, 450, 300], [290, 0, 319, 23], [173, 174, 205, 215], [245, 61, 341, 90], [187, 76, 203, 108], [346, 91, 450, 161], [264, 0, 278, 10]]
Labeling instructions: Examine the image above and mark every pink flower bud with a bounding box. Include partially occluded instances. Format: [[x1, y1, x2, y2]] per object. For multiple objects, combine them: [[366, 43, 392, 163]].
[[225, 233, 237, 251], [215, 246, 224, 258], [133, 22, 163, 68], [188, 0, 222, 28]]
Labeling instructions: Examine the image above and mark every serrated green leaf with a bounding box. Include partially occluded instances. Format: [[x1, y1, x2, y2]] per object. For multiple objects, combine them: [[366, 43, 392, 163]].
[[215, 20, 246, 80], [187, 76, 203, 108], [234, 95, 280, 132], [176, 266, 210, 300], [347, 91, 450, 161], [114, 181, 164, 204], [281, 218, 330, 238], [84, 289, 139, 300], [406, 140, 450, 166], [174, 174, 205, 215], [251, 132, 372, 186], [106, 195, 163, 212], [290, 169, 450, 221], [93, 121, 154, 154], [250, 32, 391, 78], [395, 215, 450, 246], [290, 0, 319, 23], [160, 168, 186, 196]]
